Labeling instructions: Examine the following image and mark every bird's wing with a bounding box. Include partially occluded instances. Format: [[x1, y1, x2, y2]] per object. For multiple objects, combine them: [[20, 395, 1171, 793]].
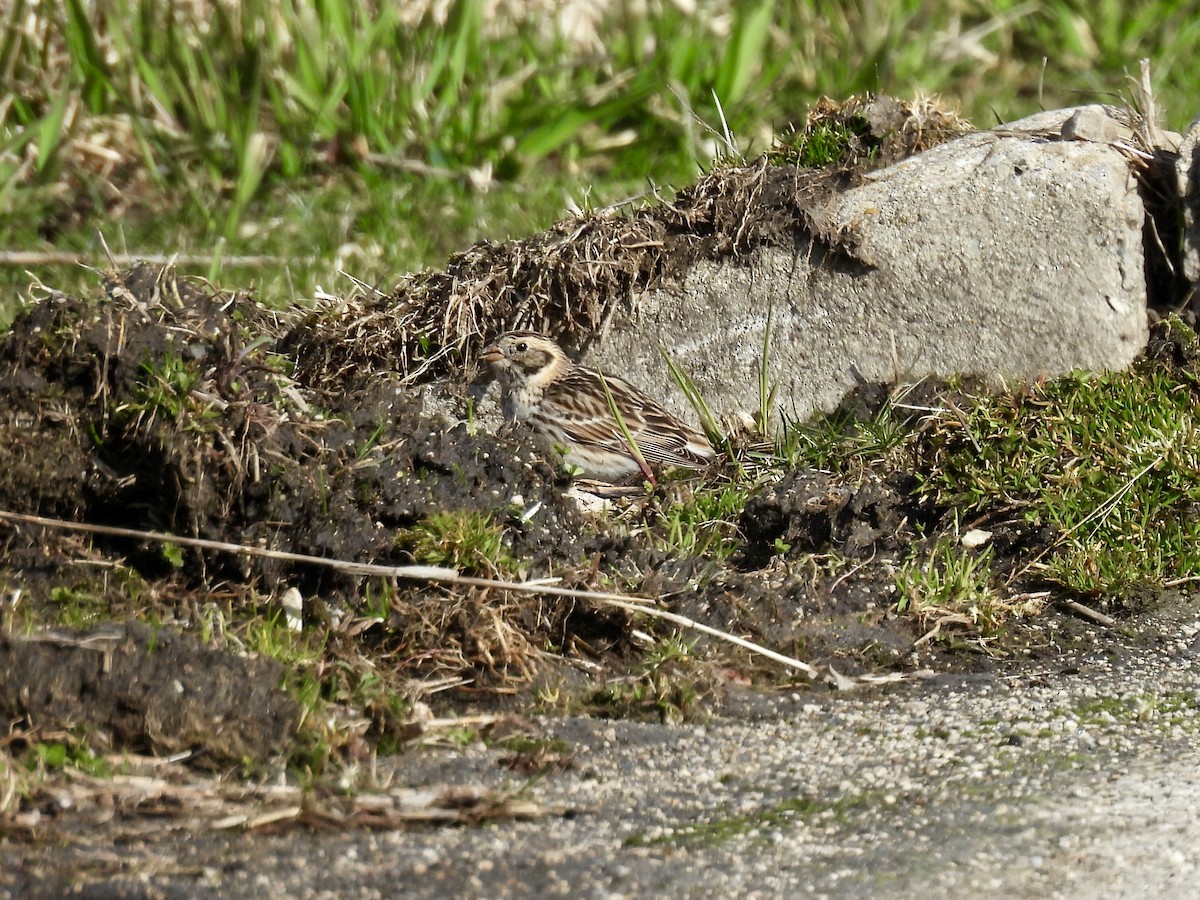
[[543, 369, 714, 469]]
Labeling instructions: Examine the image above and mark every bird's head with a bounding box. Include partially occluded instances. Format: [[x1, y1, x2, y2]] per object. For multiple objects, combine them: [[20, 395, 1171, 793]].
[[480, 331, 567, 384]]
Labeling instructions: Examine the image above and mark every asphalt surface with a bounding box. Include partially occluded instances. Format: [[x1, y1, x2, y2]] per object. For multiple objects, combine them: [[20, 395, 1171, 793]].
[[4, 594, 1199, 899]]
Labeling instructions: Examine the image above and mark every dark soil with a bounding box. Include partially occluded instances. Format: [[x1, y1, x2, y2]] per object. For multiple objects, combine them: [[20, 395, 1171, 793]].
[[0, 266, 605, 758], [0, 263, 947, 767], [0, 624, 298, 765]]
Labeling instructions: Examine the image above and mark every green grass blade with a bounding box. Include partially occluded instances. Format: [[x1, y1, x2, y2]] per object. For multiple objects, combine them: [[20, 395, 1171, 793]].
[[63, 0, 111, 109], [757, 299, 777, 435], [661, 349, 724, 450], [715, 0, 775, 105], [34, 90, 71, 173], [0, 0, 31, 83], [597, 367, 653, 483]]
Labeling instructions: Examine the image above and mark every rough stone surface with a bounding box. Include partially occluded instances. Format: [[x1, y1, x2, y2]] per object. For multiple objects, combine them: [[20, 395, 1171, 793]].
[[1061, 105, 1132, 143], [1176, 113, 1200, 297], [587, 109, 1149, 426]]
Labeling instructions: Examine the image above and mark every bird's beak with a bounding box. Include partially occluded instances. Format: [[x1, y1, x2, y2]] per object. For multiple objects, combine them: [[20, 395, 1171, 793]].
[[480, 343, 503, 364]]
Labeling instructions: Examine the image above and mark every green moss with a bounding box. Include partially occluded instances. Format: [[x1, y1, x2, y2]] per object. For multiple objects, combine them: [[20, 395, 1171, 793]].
[[1070, 692, 1200, 729], [920, 358, 1200, 599], [772, 119, 870, 168]]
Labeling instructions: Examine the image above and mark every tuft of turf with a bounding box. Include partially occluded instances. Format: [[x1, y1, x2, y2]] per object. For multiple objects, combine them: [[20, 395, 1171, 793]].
[[919, 362, 1200, 598]]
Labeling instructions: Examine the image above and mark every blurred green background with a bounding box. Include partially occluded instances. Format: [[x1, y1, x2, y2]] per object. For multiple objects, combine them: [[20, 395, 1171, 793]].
[[3, 0, 1196, 324]]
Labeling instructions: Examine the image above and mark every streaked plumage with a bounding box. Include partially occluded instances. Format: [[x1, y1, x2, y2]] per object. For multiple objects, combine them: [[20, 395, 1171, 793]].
[[480, 331, 715, 482]]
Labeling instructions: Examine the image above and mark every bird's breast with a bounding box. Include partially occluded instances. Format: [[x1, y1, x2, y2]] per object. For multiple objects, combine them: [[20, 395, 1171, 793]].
[[504, 382, 542, 421]]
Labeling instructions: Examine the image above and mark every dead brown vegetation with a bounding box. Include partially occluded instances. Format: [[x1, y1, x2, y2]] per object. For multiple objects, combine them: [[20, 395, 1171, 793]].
[[281, 96, 974, 396]]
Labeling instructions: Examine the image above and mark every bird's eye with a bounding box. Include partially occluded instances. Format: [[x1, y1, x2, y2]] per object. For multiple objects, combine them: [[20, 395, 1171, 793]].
[[516, 342, 527, 352]]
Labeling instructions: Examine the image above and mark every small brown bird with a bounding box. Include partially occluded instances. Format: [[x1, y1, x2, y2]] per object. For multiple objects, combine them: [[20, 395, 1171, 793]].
[[480, 331, 715, 483]]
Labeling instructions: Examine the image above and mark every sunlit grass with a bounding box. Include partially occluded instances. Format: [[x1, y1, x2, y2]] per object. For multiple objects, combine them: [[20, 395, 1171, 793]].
[[758, 320, 1200, 606], [655, 478, 755, 561], [919, 364, 1200, 597], [0, 165, 602, 325], [5, 0, 1200, 315]]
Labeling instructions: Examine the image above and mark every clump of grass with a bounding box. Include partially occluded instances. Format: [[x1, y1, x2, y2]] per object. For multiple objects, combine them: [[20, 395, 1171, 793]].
[[21, 732, 113, 779], [769, 94, 970, 171], [48, 585, 107, 627], [777, 387, 915, 474], [895, 540, 1039, 637], [115, 350, 219, 432], [7, 0, 1195, 217], [920, 361, 1200, 599], [192, 597, 401, 773], [590, 634, 711, 724], [400, 510, 519, 578], [773, 118, 869, 168], [655, 478, 754, 560], [239, 610, 327, 670]]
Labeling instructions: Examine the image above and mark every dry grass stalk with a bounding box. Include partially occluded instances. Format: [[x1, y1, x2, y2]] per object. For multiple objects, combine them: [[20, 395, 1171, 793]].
[[1, 754, 551, 837], [0, 250, 280, 268], [0, 508, 817, 677]]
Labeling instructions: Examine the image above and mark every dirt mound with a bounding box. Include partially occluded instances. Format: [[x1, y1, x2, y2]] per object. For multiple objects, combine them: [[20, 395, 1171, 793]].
[[0, 266, 622, 760], [2, 261, 1173, 764], [0, 624, 298, 764], [0, 266, 587, 590]]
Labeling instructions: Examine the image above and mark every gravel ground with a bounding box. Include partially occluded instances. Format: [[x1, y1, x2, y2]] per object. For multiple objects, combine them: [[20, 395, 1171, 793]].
[[4, 594, 1199, 899]]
